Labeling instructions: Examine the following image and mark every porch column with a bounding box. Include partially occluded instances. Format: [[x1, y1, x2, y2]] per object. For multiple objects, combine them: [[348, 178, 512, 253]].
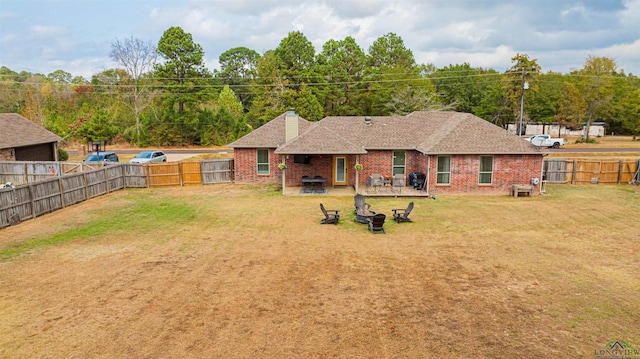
[[281, 154, 286, 195], [355, 155, 360, 194]]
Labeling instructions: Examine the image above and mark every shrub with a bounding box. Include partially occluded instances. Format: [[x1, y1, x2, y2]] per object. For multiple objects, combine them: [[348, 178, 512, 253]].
[[574, 138, 597, 144], [58, 148, 69, 161]]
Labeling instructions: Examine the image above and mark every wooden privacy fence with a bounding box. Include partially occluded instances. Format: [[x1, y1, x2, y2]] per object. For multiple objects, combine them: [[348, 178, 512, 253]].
[[0, 161, 104, 185], [0, 159, 233, 187], [543, 159, 639, 184], [0, 159, 233, 228], [0, 165, 132, 228]]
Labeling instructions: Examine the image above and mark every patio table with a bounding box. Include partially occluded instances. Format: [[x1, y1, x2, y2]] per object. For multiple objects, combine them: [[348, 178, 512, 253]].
[[301, 176, 327, 193]]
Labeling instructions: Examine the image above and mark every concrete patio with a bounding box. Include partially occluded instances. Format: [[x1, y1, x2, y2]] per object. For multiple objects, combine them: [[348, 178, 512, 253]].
[[284, 185, 433, 197]]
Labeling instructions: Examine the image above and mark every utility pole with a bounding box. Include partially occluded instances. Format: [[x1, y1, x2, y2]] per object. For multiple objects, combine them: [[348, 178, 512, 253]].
[[518, 67, 527, 136], [518, 65, 533, 136]]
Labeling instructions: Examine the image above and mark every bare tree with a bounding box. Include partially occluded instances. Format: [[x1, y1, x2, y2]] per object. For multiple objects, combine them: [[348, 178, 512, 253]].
[[110, 37, 157, 139]]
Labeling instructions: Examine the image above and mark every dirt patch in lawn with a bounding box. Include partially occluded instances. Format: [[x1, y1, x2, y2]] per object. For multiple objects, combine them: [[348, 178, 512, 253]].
[[1, 184, 639, 358]]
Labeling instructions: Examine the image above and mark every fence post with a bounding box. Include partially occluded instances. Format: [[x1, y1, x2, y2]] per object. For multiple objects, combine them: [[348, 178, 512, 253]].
[[146, 164, 150, 188], [58, 177, 66, 208], [28, 183, 36, 219], [179, 162, 184, 187], [617, 160, 623, 185], [104, 167, 110, 193], [83, 171, 89, 199], [200, 161, 205, 185], [571, 160, 577, 185]]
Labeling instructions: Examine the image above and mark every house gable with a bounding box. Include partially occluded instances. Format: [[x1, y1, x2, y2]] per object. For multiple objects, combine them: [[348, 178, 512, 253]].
[[409, 112, 538, 154], [275, 123, 366, 155], [228, 112, 312, 149]]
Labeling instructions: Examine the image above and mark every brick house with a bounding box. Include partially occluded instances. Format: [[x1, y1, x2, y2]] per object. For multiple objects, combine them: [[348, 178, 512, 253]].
[[228, 110, 544, 195], [0, 113, 61, 161]]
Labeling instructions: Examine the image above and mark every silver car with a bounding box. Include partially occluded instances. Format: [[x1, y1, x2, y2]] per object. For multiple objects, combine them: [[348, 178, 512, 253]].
[[129, 150, 167, 163]]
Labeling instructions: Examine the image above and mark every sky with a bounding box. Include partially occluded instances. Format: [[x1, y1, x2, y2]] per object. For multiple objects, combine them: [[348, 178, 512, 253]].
[[1, 0, 639, 79]]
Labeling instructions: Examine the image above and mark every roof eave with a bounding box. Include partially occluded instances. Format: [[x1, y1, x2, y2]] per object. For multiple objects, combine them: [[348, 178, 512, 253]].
[[421, 151, 544, 155], [275, 150, 368, 155]]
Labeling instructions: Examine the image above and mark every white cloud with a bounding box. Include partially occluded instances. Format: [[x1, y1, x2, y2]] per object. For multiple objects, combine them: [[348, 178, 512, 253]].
[[417, 45, 515, 71], [561, 4, 587, 17], [29, 25, 68, 39], [0, 0, 638, 78]]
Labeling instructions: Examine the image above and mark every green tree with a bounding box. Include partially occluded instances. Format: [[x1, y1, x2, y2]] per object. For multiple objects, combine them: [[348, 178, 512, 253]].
[[314, 36, 366, 115], [431, 63, 500, 113], [155, 26, 207, 113], [217, 85, 243, 118], [281, 84, 324, 121], [555, 82, 585, 138], [361, 33, 429, 115], [0, 67, 25, 112], [47, 70, 72, 84], [247, 51, 288, 127], [528, 71, 564, 125], [90, 69, 133, 138], [273, 31, 315, 89], [367, 32, 415, 70], [502, 53, 541, 133], [215, 47, 260, 111], [76, 108, 119, 143], [573, 56, 617, 140], [473, 80, 510, 126], [621, 87, 640, 139]]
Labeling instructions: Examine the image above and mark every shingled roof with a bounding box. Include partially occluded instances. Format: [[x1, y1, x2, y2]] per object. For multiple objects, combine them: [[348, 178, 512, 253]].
[[233, 111, 541, 155], [228, 112, 313, 148], [0, 113, 61, 149]]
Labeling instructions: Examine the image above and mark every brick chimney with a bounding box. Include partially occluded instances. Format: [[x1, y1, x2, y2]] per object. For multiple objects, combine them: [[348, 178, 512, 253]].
[[285, 109, 298, 142]]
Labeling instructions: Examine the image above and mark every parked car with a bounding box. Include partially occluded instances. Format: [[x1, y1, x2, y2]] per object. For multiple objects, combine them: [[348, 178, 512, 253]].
[[129, 150, 167, 163], [83, 151, 119, 162], [525, 134, 565, 148]]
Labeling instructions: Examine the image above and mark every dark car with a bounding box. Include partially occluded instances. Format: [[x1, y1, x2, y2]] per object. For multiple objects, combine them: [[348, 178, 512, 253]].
[[83, 151, 119, 163]]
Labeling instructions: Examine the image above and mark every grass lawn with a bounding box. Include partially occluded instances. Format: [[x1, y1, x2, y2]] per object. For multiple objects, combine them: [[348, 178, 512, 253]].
[[0, 184, 639, 358]]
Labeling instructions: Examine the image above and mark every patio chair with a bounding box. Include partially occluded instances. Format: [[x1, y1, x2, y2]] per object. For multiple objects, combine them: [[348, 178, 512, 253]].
[[392, 202, 414, 223], [319, 203, 340, 224], [354, 194, 375, 224], [367, 174, 385, 193], [354, 193, 371, 212], [313, 175, 325, 192], [302, 175, 313, 193], [392, 174, 405, 193], [367, 213, 386, 234]]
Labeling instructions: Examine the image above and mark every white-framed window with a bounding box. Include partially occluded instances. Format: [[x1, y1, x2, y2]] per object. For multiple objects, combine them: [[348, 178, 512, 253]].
[[437, 155, 451, 185], [479, 156, 493, 184], [257, 149, 269, 175], [392, 151, 406, 175]]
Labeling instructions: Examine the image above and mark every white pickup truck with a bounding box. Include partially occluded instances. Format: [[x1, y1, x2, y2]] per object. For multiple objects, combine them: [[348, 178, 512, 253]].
[[525, 134, 565, 148]]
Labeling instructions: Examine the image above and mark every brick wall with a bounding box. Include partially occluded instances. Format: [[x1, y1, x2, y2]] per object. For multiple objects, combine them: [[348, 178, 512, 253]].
[[423, 154, 543, 195], [234, 148, 543, 194], [233, 148, 281, 184]]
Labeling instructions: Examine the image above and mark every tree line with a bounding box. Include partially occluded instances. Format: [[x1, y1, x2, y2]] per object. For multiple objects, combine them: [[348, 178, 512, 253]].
[[1, 27, 639, 147]]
